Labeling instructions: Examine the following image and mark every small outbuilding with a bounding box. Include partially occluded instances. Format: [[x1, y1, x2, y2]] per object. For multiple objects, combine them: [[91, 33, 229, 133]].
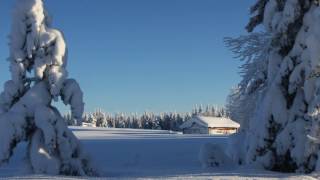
[[180, 116, 240, 135]]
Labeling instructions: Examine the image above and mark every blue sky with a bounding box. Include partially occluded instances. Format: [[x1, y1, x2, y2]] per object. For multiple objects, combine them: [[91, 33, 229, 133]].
[[0, 0, 254, 113]]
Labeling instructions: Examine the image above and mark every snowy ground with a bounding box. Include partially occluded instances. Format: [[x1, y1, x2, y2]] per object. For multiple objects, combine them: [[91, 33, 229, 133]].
[[0, 127, 318, 179]]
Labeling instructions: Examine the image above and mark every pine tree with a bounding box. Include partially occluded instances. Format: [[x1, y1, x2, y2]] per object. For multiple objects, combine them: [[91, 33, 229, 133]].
[[88, 113, 97, 125], [228, 0, 320, 173], [0, 0, 96, 176], [94, 110, 107, 127], [64, 111, 76, 126]]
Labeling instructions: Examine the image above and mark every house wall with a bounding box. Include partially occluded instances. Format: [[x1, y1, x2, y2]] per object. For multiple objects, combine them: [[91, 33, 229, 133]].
[[209, 127, 237, 135]]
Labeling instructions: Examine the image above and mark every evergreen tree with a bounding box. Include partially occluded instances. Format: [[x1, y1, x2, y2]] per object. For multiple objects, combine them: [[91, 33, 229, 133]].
[[95, 110, 107, 127], [0, 0, 95, 176], [64, 112, 76, 126], [228, 0, 320, 173]]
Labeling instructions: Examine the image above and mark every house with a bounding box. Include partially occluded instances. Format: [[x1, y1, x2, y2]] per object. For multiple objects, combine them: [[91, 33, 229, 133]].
[[180, 116, 240, 135]]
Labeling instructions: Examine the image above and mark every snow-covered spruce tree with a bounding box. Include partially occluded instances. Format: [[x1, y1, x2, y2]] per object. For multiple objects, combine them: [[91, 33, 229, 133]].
[[0, 0, 96, 176], [225, 32, 270, 132], [228, 0, 320, 173]]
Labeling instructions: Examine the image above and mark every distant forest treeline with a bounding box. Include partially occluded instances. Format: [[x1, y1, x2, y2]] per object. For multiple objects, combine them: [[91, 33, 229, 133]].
[[64, 105, 228, 131]]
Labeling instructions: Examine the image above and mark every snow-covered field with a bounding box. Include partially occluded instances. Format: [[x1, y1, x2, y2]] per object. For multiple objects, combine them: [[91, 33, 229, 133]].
[[0, 127, 318, 179]]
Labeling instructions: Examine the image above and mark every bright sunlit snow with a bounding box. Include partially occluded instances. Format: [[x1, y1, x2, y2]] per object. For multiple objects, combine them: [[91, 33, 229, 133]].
[[0, 127, 318, 179]]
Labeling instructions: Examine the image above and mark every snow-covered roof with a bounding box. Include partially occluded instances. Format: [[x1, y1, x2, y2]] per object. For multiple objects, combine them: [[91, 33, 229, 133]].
[[180, 116, 240, 129]]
